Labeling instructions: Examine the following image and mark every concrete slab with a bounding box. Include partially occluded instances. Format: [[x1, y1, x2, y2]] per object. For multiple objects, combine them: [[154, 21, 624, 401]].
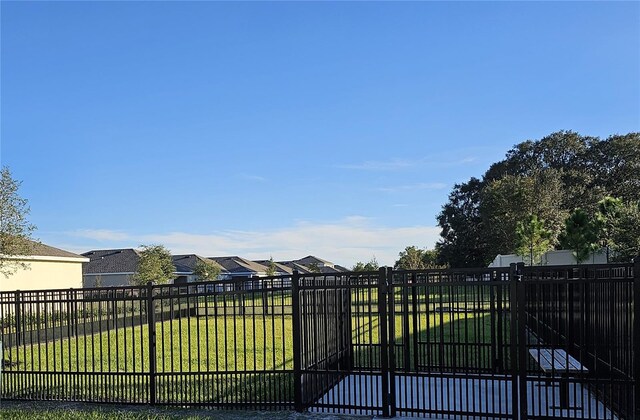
[[311, 374, 616, 419]]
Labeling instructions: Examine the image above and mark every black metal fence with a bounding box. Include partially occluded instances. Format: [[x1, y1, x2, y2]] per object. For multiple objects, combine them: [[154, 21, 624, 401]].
[[522, 263, 637, 419], [1, 263, 637, 419]]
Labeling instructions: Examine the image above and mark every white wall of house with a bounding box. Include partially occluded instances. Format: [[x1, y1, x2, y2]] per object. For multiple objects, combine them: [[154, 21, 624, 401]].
[[489, 249, 608, 267], [0, 256, 87, 292]]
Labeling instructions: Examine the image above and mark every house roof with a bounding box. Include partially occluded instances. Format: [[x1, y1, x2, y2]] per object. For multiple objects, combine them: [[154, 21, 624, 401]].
[[253, 260, 294, 275], [273, 256, 347, 274], [82, 249, 141, 274], [319, 265, 348, 274], [209, 256, 268, 274], [172, 254, 227, 274], [294, 255, 334, 268], [22, 240, 87, 259], [275, 261, 315, 274]]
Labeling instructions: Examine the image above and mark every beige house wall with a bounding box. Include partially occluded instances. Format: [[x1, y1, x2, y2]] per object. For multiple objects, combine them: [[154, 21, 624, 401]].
[[0, 258, 84, 292]]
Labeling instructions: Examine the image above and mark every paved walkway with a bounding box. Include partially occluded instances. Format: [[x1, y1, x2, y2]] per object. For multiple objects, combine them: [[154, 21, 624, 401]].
[[312, 374, 616, 419]]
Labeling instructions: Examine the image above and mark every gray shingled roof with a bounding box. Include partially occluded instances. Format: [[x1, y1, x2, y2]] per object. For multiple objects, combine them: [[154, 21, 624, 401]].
[[294, 255, 334, 267], [172, 254, 227, 274], [209, 256, 268, 274], [253, 260, 294, 275], [275, 261, 315, 274], [82, 249, 141, 274]]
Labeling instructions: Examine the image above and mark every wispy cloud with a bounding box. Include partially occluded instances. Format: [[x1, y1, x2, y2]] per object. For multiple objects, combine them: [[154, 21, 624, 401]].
[[62, 218, 440, 266], [337, 159, 415, 171], [377, 182, 448, 193], [239, 174, 267, 182], [337, 156, 477, 171], [73, 229, 131, 242]]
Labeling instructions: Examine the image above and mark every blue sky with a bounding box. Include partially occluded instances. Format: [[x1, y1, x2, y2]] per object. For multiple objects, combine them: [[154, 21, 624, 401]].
[[1, 1, 638, 267]]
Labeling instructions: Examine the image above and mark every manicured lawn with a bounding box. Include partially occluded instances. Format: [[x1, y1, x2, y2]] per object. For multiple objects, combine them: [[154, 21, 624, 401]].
[[9, 315, 293, 373], [0, 401, 366, 419], [7, 309, 499, 375], [2, 286, 507, 404]]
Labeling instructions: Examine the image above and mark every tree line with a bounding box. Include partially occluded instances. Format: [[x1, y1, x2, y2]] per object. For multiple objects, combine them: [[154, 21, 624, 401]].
[[436, 131, 639, 267]]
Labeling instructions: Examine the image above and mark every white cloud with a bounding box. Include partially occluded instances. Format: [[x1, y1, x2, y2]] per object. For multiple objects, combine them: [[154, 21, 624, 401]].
[[64, 218, 441, 267], [73, 229, 131, 241], [239, 174, 267, 182]]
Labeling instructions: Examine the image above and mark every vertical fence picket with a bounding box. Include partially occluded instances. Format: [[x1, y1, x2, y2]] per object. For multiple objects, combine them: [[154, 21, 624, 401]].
[[0, 264, 636, 419], [509, 263, 520, 420], [516, 262, 528, 420], [378, 267, 390, 418], [146, 282, 157, 406], [291, 270, 303, 412], [387, 267, 397, 418], [634, 256, 640, 418]]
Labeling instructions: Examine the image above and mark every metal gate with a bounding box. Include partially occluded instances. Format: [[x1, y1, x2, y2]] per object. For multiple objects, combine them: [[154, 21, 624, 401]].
[[294, 263, 638, 419]]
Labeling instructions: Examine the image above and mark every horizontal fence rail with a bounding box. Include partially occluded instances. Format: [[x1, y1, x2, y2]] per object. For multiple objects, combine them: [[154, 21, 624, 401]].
[[0, 263, 637, 419]]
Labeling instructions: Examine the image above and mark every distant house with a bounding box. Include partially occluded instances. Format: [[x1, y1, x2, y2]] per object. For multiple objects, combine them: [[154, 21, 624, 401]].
[[252, 260, 294, 275], [0, 240, 88, 292], [81, 249, 348, 289], [82, 249, 141, 287], [277, 256, 349, 274], [172, 254, 227, 284], [82, 249, 231, 287], [488, 249, 608, 267], [208, 256, 268, 277]]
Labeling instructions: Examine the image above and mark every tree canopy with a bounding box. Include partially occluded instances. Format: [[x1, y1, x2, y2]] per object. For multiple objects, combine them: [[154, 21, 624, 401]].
[[394, 246, 444, 270], [193, 259, 221, 281], [436, 131, 640, 265], [0, 167, 36, 278], [351, 257, 379, 272], [132, 245, 175, 285], [558, 209, 599, 264], [515, 214, 553, 265]]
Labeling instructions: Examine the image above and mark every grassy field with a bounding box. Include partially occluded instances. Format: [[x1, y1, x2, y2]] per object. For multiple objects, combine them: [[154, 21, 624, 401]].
[[2, 285, 508, 404], [6, 311, 500, 372], [0, 401, 366, 419]]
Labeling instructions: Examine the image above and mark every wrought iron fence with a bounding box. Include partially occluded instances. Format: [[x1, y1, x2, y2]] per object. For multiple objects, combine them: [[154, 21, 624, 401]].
[[0, 263, 637, 419]]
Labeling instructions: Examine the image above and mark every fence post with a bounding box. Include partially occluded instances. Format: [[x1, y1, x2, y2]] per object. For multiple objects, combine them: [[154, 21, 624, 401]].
[[509, 264, 520, 420], [378, 267, 390, 417], [490, 271, 498, 372], [516, 262, 528, 420], [402, 273, 410, 372], [634, 256, 640, 418], [146, 282, 157, 405], [291, 270, 303, 412], [387, 267, 397, 417], [14, 290, 21, 347]]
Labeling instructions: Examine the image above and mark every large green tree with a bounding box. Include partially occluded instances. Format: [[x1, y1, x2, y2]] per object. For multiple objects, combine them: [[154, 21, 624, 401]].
[[559, 209, 600, 264], [132, 245, 175, 285], [480, 170, 566, 259], [608, 200, 640, 262], [394, 246, 443, 270], [351, 257, 379, 272], [436, 131, 639, 267], [587, 134, 640, 203], [595, 196, 623, 262], [193, 259, 222, 281], [515, 214, 553, 265], [0, 167, 36, 278], [436, 178, 488, 267]]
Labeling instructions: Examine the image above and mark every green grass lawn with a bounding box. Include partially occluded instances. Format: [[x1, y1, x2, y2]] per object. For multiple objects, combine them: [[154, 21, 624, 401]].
[[2, 287, 509, 404], [0, 401, 367, 419], [7, 309, 502, 375]]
